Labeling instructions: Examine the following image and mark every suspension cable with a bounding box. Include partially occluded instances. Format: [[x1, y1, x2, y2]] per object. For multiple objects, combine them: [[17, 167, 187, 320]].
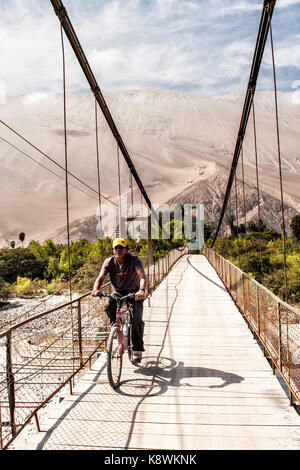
[[0, 119, 118, 208], [252, 96, 263, 275], [117, 144, 122, 237], [234, 172, 241, 267], [241, 146, 248, 272], [50, 0, 185, 253], [130, 171, 136, 247], [94, 97, 104, 264], [50, 0, 152, 210], [60, 23, 72, 301], [0, 136, 99, 202], [95, 97, 102, 225], [210, 0, 276, 247], [267, 6, 288, 301], [60, 23, 76, 378]]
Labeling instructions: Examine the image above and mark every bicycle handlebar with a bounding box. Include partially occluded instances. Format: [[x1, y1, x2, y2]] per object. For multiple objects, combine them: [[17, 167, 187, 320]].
[[97, 292, 136, 301]]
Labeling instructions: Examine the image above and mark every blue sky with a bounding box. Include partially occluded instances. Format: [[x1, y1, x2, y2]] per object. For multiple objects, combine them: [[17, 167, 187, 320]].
[[0, 0, 299, 97]]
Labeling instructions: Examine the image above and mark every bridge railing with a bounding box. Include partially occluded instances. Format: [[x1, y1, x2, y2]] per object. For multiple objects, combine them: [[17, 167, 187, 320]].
[[0, 247, 186, 450], [203, 247, 300, 406]]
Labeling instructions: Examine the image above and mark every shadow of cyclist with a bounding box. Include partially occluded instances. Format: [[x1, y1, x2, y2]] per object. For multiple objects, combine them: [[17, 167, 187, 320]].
[[135, 357, 244, 389], [117, 356, 244, 397]]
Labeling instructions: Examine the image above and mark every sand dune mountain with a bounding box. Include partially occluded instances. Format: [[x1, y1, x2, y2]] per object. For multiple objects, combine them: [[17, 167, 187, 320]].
[[0, 89, 299, 246]]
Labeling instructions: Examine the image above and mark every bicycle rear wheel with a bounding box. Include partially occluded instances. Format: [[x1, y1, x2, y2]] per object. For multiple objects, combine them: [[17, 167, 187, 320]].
[[107, 325, 123, 388]]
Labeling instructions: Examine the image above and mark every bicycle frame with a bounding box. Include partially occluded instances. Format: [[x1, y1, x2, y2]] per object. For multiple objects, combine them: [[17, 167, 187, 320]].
[[99, 291, 135, 353], [115, 297, 134, 358]]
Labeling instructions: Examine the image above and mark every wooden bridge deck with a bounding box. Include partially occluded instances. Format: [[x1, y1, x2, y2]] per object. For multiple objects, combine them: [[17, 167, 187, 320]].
[[11, 255, 300, 450]]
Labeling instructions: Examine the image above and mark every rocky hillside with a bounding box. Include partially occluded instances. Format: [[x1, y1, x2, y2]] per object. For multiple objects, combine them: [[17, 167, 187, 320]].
[[167, 173, 298, 235]]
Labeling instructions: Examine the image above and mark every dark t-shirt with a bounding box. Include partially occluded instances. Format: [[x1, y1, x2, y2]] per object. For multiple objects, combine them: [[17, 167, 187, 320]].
[[101, 253, 146, 293]]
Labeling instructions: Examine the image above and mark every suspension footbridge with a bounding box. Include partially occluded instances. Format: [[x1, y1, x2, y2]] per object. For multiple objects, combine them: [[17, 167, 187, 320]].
[[1, 0, 299, 451], [7, 254, 300, 451]]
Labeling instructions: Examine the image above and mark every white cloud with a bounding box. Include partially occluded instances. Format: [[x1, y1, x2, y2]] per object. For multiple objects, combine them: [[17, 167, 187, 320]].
[[0, 0, 299, 97], [277, 0, 300, 8], [22, 92, 54, 106]]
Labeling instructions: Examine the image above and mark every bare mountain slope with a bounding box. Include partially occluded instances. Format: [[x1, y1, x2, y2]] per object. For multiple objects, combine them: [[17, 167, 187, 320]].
[[0, 89, 299, 245], [167, 173, 298, 235]]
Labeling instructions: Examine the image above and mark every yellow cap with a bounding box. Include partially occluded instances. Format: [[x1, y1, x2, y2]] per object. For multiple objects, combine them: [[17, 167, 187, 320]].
[[112, 238, 127, 248]]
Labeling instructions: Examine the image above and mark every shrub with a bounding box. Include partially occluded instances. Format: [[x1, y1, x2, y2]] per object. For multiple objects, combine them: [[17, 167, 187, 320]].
[[0, 277, 11, 300], [0, 248, 46, 282], [11, 277, 47, 298]]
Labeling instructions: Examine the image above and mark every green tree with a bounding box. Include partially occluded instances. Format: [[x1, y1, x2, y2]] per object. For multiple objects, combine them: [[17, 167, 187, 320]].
[[290, 215, 300, 240], [10, 241, 15, 249], [225, 213, 236, 237], [19, 232, 25, 247], [204, 223, 213, 241], [247, 221, 258, 232], [0, 248, 46, 283], [0, 277, 10, 300]]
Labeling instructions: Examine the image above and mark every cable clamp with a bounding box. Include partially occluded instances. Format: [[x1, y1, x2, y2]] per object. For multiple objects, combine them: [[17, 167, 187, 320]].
[[92, 86, 101, 94], [264, 0, 275, 13], [54, 5, 68, 20], [248, 83, 256, 95]]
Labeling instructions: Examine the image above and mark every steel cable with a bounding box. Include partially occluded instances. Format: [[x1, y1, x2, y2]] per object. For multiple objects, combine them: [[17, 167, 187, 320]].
[[0, 136, 99, 202], [267, 8, 288, 301], [241, 146, 248, 272], [0, 120, 118, 208], [234, 173, 241, 267], [60, 23, 72, 302], [60, 23, 75, 378], [94, 97, 104, 266], [252, 97, 263, 275]]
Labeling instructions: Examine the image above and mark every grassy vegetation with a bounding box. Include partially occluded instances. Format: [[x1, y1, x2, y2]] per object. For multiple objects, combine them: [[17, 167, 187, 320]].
[[0, 217, 298, 310], [0, 235, 181, 300], [209, 230, 300, 309]]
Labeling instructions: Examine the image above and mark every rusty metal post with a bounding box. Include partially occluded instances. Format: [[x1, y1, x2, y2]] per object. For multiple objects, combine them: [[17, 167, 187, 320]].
[[34, 412, 41, 432], [6, 331, 16, 437], [0, 396, 3, 449], [158, 259, 160, 283], [148, 213, 153, 265], [286, 307, 291, 387], [242, 273, 246, 316], [69, 379, 73, 395], [256, 284, 260, 335], [277, 302, 282, 372], [147, 264, 150, 293], [77, 299, 83, 367]]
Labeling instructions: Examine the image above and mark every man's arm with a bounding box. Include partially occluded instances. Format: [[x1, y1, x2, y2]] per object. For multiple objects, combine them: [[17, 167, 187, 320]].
[[91, 266, 107, 296], [135, 267, 147, 300]]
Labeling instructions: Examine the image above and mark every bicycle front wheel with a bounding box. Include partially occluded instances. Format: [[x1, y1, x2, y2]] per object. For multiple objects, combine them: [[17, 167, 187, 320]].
[[127, 324, 132, 362], [107, 325, 123, 388]]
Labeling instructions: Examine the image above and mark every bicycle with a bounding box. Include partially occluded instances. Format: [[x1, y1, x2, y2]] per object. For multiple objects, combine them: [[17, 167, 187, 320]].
[[98, 291, 136, 388]]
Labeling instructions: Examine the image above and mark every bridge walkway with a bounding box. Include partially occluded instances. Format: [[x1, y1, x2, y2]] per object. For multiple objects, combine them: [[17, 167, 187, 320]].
[[11, 255, 300, 450]]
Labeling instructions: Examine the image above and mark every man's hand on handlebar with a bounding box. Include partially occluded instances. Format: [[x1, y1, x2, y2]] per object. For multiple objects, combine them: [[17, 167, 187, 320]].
[[92, 290, 144, 300], [135, 290, 145, 301], [91, 289, 102, 297]]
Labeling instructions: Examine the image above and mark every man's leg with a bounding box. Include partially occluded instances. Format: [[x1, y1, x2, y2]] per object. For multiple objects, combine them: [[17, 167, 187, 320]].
[[104, 296, 117, 324], [131, 299, 145, 353]]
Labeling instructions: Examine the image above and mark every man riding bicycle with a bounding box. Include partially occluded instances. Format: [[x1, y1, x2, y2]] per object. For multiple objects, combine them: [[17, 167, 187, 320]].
[[92, 238, 147, 362]]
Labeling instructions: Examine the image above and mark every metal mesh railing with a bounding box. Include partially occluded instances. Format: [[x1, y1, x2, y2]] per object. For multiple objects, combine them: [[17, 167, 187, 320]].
[[0, 247, 186, 450], [203, 247, 300, 405]]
